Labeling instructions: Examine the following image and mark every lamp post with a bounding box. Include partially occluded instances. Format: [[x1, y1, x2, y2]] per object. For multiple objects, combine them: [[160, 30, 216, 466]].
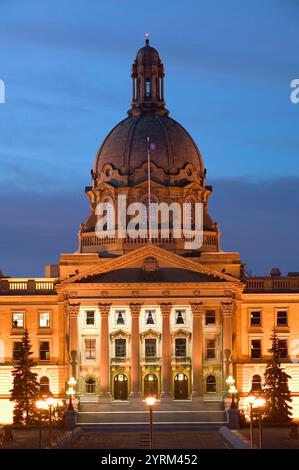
[[66, 377, 77, 411], [36, 399, 47, 448], [145, 396, 156, 449], [255, 397, 265, 449], [247, 395, 256, 449], [46, 396, 56, 448], [226, 376, 238, 409]]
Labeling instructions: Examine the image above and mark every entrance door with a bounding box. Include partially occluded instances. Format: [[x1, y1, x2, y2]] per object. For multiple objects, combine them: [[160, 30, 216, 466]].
[[114, 374, 128, 400], [144, 374, 158, 398], [174, 373, 189, 399]]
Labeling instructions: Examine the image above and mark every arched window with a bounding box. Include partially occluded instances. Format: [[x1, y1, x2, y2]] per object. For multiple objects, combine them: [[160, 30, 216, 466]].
[[184, 197, 195, 228], [85, 376, 96, 394], [251, 375, 262, 392], [40, 376, 50, 396], [206, 375, 216, 393]]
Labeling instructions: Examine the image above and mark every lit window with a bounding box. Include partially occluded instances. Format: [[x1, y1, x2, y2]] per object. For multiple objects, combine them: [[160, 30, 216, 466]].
[[175, 338, 186, 357], [206, 339, 216, 359], [85, 339, 96, 360], [205, 311, 216, 325], [277, 311, 288, 327], [115, 310, 125, 325], [39, 342, 50, 361], [146, 79, 150, 96], [13, 342, 22, 361], [39, 312, 50, 328], [145, 339, 156, 357], [250, 311, 261, 327], [251, 375, 262, 392], [85, 377, 96, 394], [175, 310, 185, 325], [86, 311, 95, 326], [115, 339, 126, 357], [278, 339, 288, 359], [145, 310, 155, 325], [206, 375, 216, 393], [12, 312, 24, 328], [40, 376, 50, 396], [251, 339, 261, 359]]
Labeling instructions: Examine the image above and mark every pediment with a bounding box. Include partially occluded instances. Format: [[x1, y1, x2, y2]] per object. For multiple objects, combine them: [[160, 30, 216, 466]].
[[59, 245, 239, 286]]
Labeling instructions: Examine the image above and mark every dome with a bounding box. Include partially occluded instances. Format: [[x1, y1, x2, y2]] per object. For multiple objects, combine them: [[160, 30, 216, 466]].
[[136, 43, 160, 65], [94, 113, 205, 181]]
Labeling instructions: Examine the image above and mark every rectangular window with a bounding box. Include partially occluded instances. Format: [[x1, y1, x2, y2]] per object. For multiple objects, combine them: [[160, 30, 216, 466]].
[[115, 338, 126, 357], [205, 310, 216, 325], [175, 310, 186, 325], [145, 338, 156, 357], [145, 310, 155, 325], [251, 339, 261, 359], [206, 339, 216, 359], [115, 310, 125, 326], [12, 312, 24, 328], [85, 311, 95, 326], [39, 312, 50, 328], [85, 339, 96, 360], [13, 342, 22, 361], [39, 341, 50, 361], [277, 311, 288, 327], [250, 311, 261, 327], [175, 338, 186, 357], [278, 339, 288, 359]]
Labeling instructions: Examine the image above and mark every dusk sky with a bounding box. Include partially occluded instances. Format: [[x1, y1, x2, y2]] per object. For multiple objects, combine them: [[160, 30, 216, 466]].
[[0, 0, 298, 277]]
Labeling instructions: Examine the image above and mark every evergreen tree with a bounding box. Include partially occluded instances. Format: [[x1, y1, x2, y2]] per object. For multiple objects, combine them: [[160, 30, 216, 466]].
[[10, 329, 40, 425], [263, 329, 292, 423]]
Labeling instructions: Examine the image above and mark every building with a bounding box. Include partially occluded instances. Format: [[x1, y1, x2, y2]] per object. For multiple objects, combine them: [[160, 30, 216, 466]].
[[1, 39, 299, 423]]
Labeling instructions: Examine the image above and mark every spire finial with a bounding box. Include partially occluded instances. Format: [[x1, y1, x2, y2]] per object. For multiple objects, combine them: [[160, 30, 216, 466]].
[[145, 32, 149, 46]]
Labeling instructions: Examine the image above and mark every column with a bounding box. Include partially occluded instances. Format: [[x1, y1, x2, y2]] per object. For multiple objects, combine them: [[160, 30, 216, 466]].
[[66, 302, 80, 381], [221, 301, 235, 383], [129, 303, 142, 398], [190, 302, 203, 397], [160, 303, 172, 399], [99, 303, 111, 399]]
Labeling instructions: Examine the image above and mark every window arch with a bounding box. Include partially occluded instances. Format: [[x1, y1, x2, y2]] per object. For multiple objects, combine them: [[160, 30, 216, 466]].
[[40, 376, 50, 396], [85, 376, 96, 394], [251, 374, 262, 393], [206, 375, 216, 393]]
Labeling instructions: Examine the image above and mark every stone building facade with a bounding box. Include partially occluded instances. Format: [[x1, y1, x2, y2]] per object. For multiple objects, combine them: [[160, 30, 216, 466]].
[[0, 39, 299, 422]]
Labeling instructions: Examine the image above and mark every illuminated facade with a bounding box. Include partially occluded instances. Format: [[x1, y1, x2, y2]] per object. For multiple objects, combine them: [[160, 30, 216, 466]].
[[1, 39, 299, 423]]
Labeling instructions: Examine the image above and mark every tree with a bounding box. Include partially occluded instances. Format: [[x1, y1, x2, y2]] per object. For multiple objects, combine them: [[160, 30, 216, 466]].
[[263, 329, 292, 423], [10, 329, 40, 425]]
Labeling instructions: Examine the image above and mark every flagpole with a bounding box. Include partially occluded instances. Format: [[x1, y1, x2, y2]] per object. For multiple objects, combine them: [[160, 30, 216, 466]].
[[147, 137, 152, 243]]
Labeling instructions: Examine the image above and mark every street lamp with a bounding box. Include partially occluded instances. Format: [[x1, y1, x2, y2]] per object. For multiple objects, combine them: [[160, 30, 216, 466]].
[[46, 395, 56, 448], [226, 376, 237, 409], [247, 395, 256, 449], [255, 397, 266, 449], [36, 399, 47, 448], [145, 395, 156, 449], [66, 377, 77, 411]]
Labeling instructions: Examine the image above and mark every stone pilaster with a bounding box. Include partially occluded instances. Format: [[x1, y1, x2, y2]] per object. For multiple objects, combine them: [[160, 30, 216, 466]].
[[221, 301, 235, 384], [129, 303, 142, 398], [98, 303, 111, 399], [65, 302, 80, 381], [160, 303, 172, 400], [190, 302, 203, 397]]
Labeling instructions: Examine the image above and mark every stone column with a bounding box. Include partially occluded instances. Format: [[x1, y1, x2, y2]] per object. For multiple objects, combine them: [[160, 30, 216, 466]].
[[221, 301, 235, 385], [66, 302, 80, 381], [99, 303, 111, 399], [129, 303, 142, 398], [190, 302, 203, 397], [160, 303, 172, 400]]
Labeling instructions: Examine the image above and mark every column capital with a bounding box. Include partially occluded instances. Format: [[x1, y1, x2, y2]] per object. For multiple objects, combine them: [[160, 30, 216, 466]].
[[98, 303, 111, 317], [65, 302, 80, 317], [159, 302, 172, 317], [221, 301, 235, 317], [190, 302, 203, 317], [129, 303, 143, 317]]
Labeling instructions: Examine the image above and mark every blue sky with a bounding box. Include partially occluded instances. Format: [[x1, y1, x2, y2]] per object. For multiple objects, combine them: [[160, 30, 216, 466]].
[[0, 0, 298, 276]]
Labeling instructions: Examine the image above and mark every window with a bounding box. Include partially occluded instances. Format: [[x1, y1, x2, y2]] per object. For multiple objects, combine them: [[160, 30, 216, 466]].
[[277, 311, 288, 327], [85, 339, 96, 360], [250, 311, 261, 327], [115, 339, 126, 357], [205, 310, 216, 325], [145, 310, 155, 325], [206, 375, 216, 393], [278, 339, 288, 359], [206, 339, 216, 359], [85, 377, 96, 394], [39, 312, 50, 328], [115, 310, 125, 326], [39, 341, 50, 361], [13, 342, 22, 361], [40, 377, 50, 396], [85, 311, 95, 326], [175, 338, 186, 357], [251, 375, 262, 392], [146, 79, 150, 96], [175, 310, 185, 325], [251, 339, 261, 359], [145, 339, 156, 357], [12, 312, 24, 328]]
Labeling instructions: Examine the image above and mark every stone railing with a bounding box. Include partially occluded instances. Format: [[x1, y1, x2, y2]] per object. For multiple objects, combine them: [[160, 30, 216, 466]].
[[111, 357, 130, 364], [171, 356, 192, 364], [141, 356, 161, 364], [0, 278, 57, 295], [245, 276, 299, 292]]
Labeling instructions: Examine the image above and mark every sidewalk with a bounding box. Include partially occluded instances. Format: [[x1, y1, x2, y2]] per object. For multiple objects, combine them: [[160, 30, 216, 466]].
[[239, 426, 299, 449]]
